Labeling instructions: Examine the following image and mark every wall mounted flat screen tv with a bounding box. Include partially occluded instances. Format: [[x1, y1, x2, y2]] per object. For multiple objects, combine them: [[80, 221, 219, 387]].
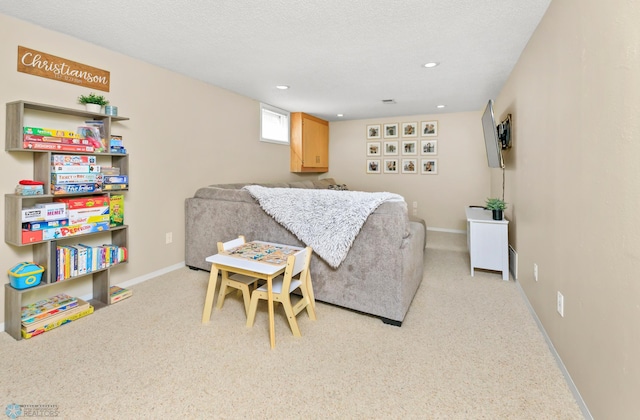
[[481, 99, 504, 169]]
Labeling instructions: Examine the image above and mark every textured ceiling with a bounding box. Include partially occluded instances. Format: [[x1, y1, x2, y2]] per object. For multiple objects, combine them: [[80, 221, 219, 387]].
[[0, 0, 551, 121]]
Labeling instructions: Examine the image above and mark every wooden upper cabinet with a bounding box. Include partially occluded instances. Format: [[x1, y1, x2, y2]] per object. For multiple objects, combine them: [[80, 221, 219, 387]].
[[290, 112, 329, 173]]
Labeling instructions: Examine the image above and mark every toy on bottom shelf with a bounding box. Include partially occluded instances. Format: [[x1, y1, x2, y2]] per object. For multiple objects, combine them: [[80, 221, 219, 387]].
[[8, 262, 44, 290]]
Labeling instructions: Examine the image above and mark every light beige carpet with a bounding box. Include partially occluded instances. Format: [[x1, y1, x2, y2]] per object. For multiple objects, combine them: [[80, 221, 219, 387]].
[[0, 231, 584, 419]]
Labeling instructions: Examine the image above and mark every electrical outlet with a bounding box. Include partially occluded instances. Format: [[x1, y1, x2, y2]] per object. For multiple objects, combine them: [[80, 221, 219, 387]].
[[165, 232, 173, 244], [534, 263, 538, 281], [412, 201, 418, 209], [557, 291, 564, 317]]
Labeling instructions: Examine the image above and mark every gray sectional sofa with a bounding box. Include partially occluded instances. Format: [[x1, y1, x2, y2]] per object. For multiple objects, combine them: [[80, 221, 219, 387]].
[[184, 178, 426, 326]]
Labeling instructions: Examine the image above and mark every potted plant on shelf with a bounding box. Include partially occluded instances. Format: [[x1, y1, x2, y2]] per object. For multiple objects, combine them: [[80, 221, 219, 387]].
[[485, 197, 507, 220], [78, 92, 109, 113]]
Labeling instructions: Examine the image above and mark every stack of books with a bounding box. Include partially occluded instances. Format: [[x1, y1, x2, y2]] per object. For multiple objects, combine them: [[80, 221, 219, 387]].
[[109, 286, 133, 303], [21, 294, 93, 339]]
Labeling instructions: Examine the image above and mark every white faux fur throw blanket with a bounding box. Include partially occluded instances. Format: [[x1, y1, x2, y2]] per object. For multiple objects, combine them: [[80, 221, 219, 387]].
[[243, 185, 404, 268]]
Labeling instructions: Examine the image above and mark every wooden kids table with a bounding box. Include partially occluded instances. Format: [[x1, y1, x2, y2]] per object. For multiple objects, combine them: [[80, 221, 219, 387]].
[[201, 241, 302, 349]]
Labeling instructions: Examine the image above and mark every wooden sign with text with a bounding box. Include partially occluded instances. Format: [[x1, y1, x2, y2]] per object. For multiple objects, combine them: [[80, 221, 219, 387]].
[[17, 46, 110, 92]]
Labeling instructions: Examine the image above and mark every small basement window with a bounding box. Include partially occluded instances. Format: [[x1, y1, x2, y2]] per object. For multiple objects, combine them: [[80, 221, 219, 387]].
[[260, 103, 290, 145]]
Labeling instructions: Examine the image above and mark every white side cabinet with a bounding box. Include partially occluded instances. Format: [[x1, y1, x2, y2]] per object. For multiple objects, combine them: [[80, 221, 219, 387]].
[[466, 207, 509, 281]]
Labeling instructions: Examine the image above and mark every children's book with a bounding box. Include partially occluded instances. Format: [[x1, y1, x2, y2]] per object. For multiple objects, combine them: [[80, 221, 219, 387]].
[[21, 300, 94, 339], [22, 299, 91, 333], [110, 286, 132, 303], [21, 293, 78, 325]]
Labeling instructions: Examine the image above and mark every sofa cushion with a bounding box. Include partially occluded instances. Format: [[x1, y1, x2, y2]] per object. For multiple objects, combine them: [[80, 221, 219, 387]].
[[287, 181, 316, 189]]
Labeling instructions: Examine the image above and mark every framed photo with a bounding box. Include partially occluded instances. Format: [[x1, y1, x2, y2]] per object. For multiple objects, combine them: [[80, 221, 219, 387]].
[[402, 140, 417, 155], [402, 122, 418, 137], [384, 141, 398, 155], [366, 124, 381, 139], [421, 159, 438, 174], [366, 159, 381, 174], [383, 159, 398, 174], [421, 120, 438, 137], [401, 158, 417, 174], [383, 123, 399, 138], [367, 141, 381, 156], [421, 140, 437, 155]]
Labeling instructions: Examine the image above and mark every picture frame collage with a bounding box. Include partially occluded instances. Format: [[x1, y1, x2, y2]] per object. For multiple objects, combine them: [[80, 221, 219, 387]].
[[366, 121, 438, 175]]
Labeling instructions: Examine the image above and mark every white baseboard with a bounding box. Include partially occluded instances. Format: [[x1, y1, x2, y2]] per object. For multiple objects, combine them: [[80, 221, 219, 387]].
[[115, 262, 185, 290], [1, 262, 187, 333], [78, 262, 186, 302], [514, 279, 593, 420]]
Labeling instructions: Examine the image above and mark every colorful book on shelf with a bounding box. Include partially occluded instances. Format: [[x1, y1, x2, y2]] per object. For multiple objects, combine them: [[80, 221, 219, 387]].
[[21, 301, 94, 339], [109, 194, 124, 227], [22, 298, 91, 333], [102, 184, 128, 191], [51, 183, 102, 195], [51, 164, 101, 174], [24, 127, 81, 138], [103, 175, 128, 184], [109, 286, 132, 304], [109, 145, 127, 154], [110, 135, 123, 147], [51, 172, 103, 185], [78, 244, 99, 272], [23, 141, 95, 152], [24, 134, 93, 146], [51, 155, 97, 165], [21, 293, 79, 325]]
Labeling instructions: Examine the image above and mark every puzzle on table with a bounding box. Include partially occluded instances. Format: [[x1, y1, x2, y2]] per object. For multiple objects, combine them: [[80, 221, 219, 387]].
[[224, 242, 298, 265]]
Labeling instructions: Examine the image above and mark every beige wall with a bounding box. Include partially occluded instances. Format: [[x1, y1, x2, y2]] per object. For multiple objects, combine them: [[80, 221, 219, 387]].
[[495, 0, 640, 418], [328, 112, 491, 230], [0, 14, 314, 324]]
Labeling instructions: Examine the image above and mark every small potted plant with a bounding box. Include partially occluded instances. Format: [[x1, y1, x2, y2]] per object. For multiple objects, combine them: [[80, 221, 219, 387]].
[[485, 197, 507, 220], [78, 92, 109, 113]]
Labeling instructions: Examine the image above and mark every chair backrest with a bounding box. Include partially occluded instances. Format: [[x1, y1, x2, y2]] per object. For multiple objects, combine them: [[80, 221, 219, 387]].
[[218, 235, 245, 252], [284, 246, 312, 281]]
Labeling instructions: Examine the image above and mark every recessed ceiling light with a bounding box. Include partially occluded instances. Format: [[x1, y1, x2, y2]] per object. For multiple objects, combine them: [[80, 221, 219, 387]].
[[337, 114, 344, 117], [423, 62, 439, 68], [436, 104, 446, 108], [275, 85, 290, 90]]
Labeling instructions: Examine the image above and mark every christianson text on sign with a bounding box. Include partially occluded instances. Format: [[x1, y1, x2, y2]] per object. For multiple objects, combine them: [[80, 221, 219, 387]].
[[17, 46, 110, 92]]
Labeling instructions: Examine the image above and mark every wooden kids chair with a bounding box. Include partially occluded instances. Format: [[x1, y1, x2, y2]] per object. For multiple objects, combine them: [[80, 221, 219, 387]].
[[246, 246, 316, 337], [215, 235, 260, 316]]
